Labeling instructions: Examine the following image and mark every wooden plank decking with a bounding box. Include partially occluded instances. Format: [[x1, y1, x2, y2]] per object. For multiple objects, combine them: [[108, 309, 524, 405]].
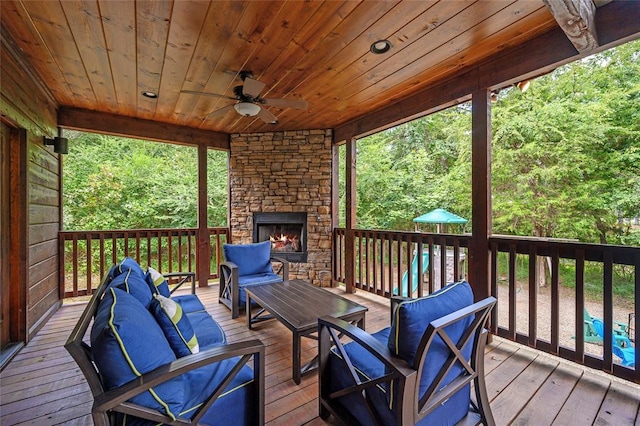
[[1, 284, 639, 425]]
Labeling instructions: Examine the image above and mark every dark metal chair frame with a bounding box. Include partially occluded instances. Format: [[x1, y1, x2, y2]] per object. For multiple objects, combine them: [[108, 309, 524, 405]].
[[219, 256, 289, 319], [318, 296, 497, 426]]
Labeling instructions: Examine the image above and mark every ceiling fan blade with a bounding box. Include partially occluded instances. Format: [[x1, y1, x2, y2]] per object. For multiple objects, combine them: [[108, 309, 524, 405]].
[[205, 104, 236, 118], [181, 90, 236, 101], [263, 98, 308, 110], [242, 77, 266, 98], [256, 106, 278, 124]]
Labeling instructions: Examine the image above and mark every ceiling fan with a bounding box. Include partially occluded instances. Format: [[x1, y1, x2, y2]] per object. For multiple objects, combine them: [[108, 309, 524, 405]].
[[181, 71, 307, 124]]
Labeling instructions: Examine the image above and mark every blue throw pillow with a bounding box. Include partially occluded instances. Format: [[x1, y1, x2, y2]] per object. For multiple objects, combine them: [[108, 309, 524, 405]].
[[150, 294, 200, 357], [90, 287, 184, 420], [223, 241, 273, 276], [107, 268, 153, 308], [145, 266, 171, 298], [388, 280, 474, 365], [113, 257, 146, 279]]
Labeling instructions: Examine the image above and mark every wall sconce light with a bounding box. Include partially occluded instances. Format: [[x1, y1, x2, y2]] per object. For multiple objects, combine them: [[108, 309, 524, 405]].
[[490, 90, 500, 103], [516, 80, 530, 92], [43, 136, 69, 154]]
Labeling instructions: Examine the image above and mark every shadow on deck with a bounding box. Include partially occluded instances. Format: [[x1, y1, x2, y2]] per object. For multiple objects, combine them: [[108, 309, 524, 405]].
[[1, 284, 639, 425]]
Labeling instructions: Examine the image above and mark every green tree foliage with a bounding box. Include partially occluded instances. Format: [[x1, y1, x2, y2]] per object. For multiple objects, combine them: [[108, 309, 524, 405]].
[[351, 39, 640, 246], [492, 40, 640, 244], [353, 105, 472, 231], [63, 132, 228, 230]]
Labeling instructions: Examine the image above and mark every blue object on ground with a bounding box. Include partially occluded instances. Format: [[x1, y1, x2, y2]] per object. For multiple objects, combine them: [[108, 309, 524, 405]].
[[592, 318, 635, 367]]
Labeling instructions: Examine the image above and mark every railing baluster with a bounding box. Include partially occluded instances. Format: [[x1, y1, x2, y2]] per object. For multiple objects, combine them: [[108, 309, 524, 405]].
[[86, 237, 92, 295], [603, 250, 614, 371], [72, 235, 78, 297], [528, 245, 538, 347], [508, 243, 517, 340], [551, 247, 560, 354], [575, 249, 585, 363]]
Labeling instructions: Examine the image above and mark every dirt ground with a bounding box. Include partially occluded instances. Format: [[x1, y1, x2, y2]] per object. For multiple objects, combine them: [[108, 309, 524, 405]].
[[495, 281, 635, 360]]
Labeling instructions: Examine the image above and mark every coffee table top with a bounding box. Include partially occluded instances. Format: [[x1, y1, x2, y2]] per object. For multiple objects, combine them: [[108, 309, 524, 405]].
[[245, 279, 367, 333]]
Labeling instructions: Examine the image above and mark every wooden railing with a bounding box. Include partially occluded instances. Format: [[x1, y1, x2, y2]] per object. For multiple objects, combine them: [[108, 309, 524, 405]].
[[333, 228, 471, 298], [334, 228, 639, 383], [59, 227, 229, 298], [489, 236, 639, 383]]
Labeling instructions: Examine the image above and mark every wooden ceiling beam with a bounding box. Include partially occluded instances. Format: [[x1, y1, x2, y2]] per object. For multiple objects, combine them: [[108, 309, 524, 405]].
[[542, 0, 599, 52], [58, 108, 229, 149]]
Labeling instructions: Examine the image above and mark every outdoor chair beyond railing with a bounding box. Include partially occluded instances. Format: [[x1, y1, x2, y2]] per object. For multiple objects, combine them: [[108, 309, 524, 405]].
[[65, 258, 265, 425], [219, 241, 289, 319], [592, 318, 636, 368], [583, 308, 630, 345], [318, 281, 496, 426]]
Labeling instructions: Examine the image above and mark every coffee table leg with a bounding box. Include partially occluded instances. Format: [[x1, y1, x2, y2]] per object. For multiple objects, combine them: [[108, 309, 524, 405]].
[[293, 330, 301, 385], [246, 294, 252, 330]]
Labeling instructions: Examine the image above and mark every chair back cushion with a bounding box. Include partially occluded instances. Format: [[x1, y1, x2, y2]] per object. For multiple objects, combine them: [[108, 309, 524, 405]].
[[107, 267, 153, 308], [223, 241, 273, 276], [146, 266, 171, 297], [150, 294, 200, 357], [91, 287, 184, 420], [388, 281, 474, 365], [388, 281, 475, 424]]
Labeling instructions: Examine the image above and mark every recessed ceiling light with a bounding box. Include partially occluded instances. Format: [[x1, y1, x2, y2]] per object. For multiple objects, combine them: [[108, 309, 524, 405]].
[[142, 91, 158, 98], [370, 39, 392, 54]]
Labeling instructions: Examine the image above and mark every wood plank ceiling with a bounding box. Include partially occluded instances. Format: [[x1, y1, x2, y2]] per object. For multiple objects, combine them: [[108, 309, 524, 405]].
[[0, 0, 608, 135]]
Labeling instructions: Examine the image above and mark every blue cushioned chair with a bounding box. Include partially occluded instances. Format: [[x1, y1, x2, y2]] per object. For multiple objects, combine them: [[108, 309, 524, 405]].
[[318, 281, 496, 426], [219, 241, 289, 318], [592, 318, 636, 367]]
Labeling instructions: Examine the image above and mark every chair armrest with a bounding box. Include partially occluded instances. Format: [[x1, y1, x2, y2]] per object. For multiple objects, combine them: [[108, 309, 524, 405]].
[[94, 339, 265, 422], [270, 256, 289, 281], [164, 271, 196, 295], [318, 316, 414, 376]]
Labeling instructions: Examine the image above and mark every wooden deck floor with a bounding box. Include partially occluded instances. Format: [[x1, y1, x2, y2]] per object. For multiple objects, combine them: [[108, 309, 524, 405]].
[[1, 284, 639, 425]]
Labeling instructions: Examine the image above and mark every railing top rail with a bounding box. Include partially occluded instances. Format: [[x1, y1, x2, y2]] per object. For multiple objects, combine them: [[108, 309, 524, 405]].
[[60, 227, 229, 239], [490, 235, 640, 265]]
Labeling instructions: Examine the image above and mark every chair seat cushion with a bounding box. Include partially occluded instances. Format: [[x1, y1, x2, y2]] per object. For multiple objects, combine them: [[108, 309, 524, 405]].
[[173, 294, 206, 314], [223, 241, 273, 276], [237, 273, 283, 305], [187, 311, 227, 348], [91, 287, 183, 420], [182, 358, 258, 425]]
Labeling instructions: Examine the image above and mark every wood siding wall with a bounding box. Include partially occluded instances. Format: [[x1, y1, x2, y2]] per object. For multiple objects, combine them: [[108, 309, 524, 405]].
[[1, 27, 61, 342]]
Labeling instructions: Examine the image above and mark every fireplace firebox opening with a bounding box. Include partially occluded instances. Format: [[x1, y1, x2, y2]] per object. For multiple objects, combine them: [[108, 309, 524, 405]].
[[253, 212, 307, 263]]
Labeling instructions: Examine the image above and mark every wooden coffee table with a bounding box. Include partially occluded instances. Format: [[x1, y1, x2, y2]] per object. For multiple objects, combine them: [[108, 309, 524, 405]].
[[245, 279, 367, 384]]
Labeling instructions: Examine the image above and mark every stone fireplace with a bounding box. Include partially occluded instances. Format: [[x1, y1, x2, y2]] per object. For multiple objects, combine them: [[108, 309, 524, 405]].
[[229, 129, 333, 287], [253, 212, 307, 263]]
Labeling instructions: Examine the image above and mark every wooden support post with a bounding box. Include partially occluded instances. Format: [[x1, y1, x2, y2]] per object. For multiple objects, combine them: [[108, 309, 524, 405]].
[[345, 138, 356, 293], [469, 89, 491, 301], [331, 142, 340, 287], [197, 144, 210, 287]]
